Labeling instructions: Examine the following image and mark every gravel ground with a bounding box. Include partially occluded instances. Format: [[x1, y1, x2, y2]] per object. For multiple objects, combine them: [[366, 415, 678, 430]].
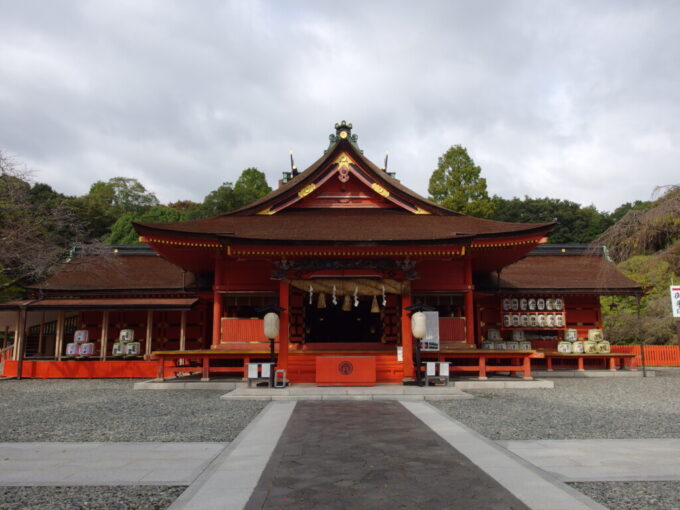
[[433, 369, 680, 440], [0, 379, 267, 442], [434, 369, 680, 510], [569, 481, 680, 510], [0, 485, 186, 510]]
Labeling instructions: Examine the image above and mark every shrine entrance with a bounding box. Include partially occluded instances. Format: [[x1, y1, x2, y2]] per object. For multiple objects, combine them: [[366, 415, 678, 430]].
[[304, 297, 382, 343]]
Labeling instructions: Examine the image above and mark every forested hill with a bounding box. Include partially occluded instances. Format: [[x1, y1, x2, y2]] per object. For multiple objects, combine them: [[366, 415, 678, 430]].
[[595, 186, 679, 345]]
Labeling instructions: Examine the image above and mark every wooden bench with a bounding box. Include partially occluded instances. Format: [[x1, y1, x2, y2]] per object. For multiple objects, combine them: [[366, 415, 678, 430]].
[[151, 350, 271, 381], [421, 350, 543, 380], [541, 351, 638, 371]]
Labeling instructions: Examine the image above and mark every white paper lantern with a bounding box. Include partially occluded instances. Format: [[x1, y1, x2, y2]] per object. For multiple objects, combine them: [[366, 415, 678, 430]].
[[411, 311, 427, 339], [263, 312, 280, 340]]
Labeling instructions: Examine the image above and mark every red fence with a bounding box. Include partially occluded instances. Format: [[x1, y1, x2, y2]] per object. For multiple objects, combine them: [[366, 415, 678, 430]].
[[529, 341, 680, 366], [610, 345, 680, 367]]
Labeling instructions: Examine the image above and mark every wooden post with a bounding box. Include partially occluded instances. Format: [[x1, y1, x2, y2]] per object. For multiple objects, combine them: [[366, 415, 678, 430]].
[[37, 311, 45, 356], [12, 310, 21, 361], [401, 294, 414, 380], [464, 256, 475, 345], [16, 307, 29, 379], [278, 280, 290, 372], [145, 310, 153, 359], [179, 310, 187, 351], [55, 311, 65, 361], [2, 326, 8, 351], [100, 311, 109, 361], [212, 257, 224, 347]]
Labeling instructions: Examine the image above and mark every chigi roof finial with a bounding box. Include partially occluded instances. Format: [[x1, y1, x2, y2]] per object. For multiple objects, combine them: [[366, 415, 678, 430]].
[[327, 120, 362, 153]]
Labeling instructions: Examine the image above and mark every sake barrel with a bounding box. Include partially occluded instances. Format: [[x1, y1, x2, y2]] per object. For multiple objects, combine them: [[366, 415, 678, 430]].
[[596, 341, 611, 353], [557, 341, 572, 353], [481, 340, 495, 350], [506, 341, 519, 351], [519, 341, 532, 350], [65, 343, 79, 356], [584, 341, 598, 353], [125, 342, 141, 356], [78, 343, 95, 357], [119, 329, 134, 342], [572, 341, 585, 354], [73, 330, 89, 343], [588, 329, 604, 342], [112, 342, 126, 356]]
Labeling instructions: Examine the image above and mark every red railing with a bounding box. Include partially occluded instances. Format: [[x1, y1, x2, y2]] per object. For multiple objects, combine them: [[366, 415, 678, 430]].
[[610, 345, 680, 367]]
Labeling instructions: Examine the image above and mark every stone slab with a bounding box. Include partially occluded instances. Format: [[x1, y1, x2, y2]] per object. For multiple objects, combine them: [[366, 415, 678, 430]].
[[402, 401, 608, 510], [498, 439, 680, 481], [0, 442, 226, 486], [167, 401, 296, 510], [220, 384, 474, 401]]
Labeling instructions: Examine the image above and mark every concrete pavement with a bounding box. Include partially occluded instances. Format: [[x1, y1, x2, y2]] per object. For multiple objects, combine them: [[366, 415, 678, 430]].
[[0, 442, 225, 486], [499, 439, 680, 482]]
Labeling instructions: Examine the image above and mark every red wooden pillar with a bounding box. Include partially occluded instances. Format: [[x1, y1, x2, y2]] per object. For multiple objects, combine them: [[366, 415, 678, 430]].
[[464, 256, 475, 345], [212, 256, 225, 348], [278, 280, 290, 372], [401, 294, 414, 380]]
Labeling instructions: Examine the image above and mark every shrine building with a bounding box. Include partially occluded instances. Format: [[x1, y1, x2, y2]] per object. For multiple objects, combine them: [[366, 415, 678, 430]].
[[0, 122, 643, 382]]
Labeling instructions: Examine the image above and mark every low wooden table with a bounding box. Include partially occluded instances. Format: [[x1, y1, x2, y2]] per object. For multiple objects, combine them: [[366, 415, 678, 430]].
[[421, 349, 543, 380], [541, 351, 638, 371], [151, 350, 271, 381]]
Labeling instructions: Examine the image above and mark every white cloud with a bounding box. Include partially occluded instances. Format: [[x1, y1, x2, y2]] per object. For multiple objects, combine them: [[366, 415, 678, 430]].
[[0, 0, 678, 212]]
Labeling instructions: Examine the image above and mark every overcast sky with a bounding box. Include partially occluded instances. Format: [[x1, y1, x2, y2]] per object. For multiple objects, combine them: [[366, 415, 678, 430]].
[[1, 1, 679, 212]]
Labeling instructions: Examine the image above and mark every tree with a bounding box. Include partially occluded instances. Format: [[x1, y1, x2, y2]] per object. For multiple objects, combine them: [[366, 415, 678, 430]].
[[491, 196, 611, 243], [233, 167, 272, 206], [0, 151, 87, 297], [186, 168, 271, 220], [107, 206, 185, 245], [428, 145, 494, 217], [72, 177, 160, 239]]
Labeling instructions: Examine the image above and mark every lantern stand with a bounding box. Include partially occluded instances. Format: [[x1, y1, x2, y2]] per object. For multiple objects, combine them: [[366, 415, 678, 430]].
[[406, 304, 436, 386], [256, 305, 286, 387]]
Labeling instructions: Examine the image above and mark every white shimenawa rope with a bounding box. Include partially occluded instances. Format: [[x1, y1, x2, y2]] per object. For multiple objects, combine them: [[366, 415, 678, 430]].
[[332, 285, 337, 305], [353, 285, 359, 307], [382, 285, 387, 306], [309, 284, 314, 305]]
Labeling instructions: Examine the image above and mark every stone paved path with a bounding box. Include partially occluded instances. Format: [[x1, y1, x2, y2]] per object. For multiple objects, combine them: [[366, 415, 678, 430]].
[[245, 401, 530, 510]]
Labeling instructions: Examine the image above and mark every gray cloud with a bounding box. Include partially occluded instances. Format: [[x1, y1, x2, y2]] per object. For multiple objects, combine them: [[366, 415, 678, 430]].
[[1, 0, 678, 211]]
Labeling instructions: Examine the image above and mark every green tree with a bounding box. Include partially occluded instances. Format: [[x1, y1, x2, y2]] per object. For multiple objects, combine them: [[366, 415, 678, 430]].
[[233, 167, 272, 206], [72, 177, 159, 239], [428, 145, 494, 217], [107, 206, 185, 244], [491, 196, 611, 243], [187, 168, 271, 220]]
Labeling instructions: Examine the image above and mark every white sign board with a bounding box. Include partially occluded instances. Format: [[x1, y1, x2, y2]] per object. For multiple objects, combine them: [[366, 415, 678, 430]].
[[671, 286, 680, 319], [420, 311, 440, 351]]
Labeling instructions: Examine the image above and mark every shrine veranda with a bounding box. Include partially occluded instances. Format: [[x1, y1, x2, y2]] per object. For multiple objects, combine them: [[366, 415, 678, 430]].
[[0, 123, 643, 382]]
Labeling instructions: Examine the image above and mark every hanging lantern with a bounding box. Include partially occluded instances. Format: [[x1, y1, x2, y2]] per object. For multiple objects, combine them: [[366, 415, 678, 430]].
[[263, 312, 280, 340], [342, 294, 352, 311], [411, 311, 427, 339], [318, 292, 326, 309], [370, 295, 380, 313]]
